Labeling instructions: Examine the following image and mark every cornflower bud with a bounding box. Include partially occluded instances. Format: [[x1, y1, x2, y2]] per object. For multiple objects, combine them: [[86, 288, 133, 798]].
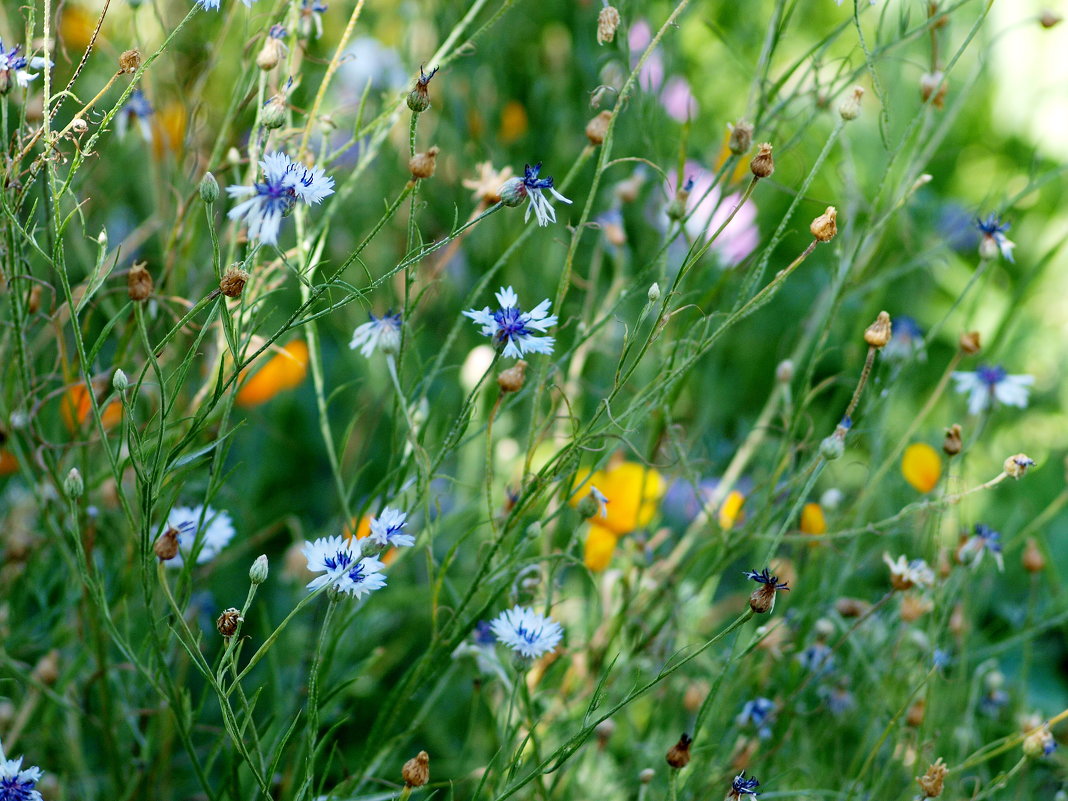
[[597, 4, 621, 45], [1004, 453, 1035, 479], [127, 262, 153, 301], [819, 432, 845, 461], [154, 527, 180, 561], [32, 650, 60, 685], [64, 468, 83, 499], [942, 424, 962, 456], [1023, 538, 1046, 573], [639, 769, 655, 784], [28, 284, 42, 313], [906, 698, 926, 727], [864, 311, 892, 348], [113, 369, 128, 392], [497, 360, 528, 393], [595, 718, 616, 748], [409, 146, 440, 179], [775, 359, 794, 383], [920, 71, 947, 109], [256, 29, 286, 71], [665, 733, 692, 769], [585, 110, 611, 145], [916, 758, 947, 798], [216, 608, 243, 637], [406, 66, 438, 113], [249, 554, 269, 585], [958, 330, 981, 354], [262, 94, 287, 129], [838, 86, 864, 120], [200, 172, 220, 204], [648, 283, 661, 302], [119, 49, 142, 73], [749, 143, 774, 178], [810, 206, 837, 242], [498, 177, 527, 207], [220, 266, 250, 299], [402, 751, 430, 787], [728, 120, 753, 155]]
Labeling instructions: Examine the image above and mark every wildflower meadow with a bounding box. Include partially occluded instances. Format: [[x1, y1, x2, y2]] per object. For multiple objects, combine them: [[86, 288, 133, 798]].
[[2, 0, 1068, 799]]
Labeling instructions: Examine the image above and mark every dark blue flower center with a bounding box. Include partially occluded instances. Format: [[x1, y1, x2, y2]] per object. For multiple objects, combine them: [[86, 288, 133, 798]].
[[255, 179, 297, 215], [977, 364, 1006, 387], [523, 162, 554, 190], [492, 306, 530, 345], [1, 775, 39, 801], [513, 625, 538, 644], [324, 550, 354, 571], [346, 562, 367, 583], [975, 213, 1009, 236]]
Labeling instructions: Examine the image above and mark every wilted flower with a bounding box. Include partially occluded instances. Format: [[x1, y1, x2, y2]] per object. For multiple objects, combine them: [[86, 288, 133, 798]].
[[884, 553, 934, 591], [916, 758, 947, 798], [463, 286, 557, 358], [745, 568, 790, 614], [498, 163, 573, 226], [951, 365, 1033, 415], [975, 213, 1015, 262], [227, 152, 335, 245], [350, 312, 402, 357], [463, 161, 515, 205], [726, 771, 760, 800], [489, 605, 563, 659], [301, 535, 387, 598], [163, 505, 236, 568], [958, 524, 1004, 571], [299, 0, 327, 38]]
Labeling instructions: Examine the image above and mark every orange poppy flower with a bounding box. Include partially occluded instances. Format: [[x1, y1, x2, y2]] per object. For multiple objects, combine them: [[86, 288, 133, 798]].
[[236, 340, 309, 407], [62, 383, 123, 432]]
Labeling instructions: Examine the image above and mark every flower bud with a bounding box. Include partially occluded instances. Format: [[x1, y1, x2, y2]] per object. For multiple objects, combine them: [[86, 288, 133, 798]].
[[920, 71, 947, 109], [728, 120, 753, 155], [154, 527, 180, 561], [64, 467, 84, 499], [119, 49, 142, 73], [1023, 538, 1046, 573], [810, 206, 837, 242], [402, 751, 430, 787], [220, 266, 250, 298], [595, 718, 616, 747], [406, 66, 437, 113], [32, 650, 60, 685], [127, 262, 153, 301], [838, 85, 864, 120], [597, 4, 621, 44], [249, 554, 269, 585], [864, 311, 892, 348], [749, 143, 774, 178], [958, 331, 981, 354], [775, 359, 794, 383], [256, 37, 285, 71], [262, 95, 287, 129], [648, 282, 661, 302], [820, 433, 845, 461], [942, 424, 962, 456], [200, 172, 220, 204], [113, 369, 129, 392], [497, 360, 528, 393], [665, 733, 692, 769], [409, 146, 440, 179], [585, 110, 611, 145], [1004, 453, 1035, 479], [216, 608, 243, 637], [498, 177, 527, 207], [639, 768, 655, 784]]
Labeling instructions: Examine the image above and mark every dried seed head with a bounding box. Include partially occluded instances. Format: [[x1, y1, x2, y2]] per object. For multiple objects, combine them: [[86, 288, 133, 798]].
[[1023, 538, 1046, 573], [958, 330, 981, 354], [920, 71, 947, 109], [585, 110, 612, 145], [119, 49, 142, 73], [728, 120, 754, 155], [835, 597, 872, 617], [810, 206, 838, 242], [402, 751, 430, 787], [916, 758, 947, 798], [597, 4, 622, 44], [864, 311, 892, 348], [69, 117, 88, 135], [256, 37, 285, 70], [406, 66, 438, 113], [906, 698, 926, 727], [408, 146, 440, 179], [28, 284, 42, 314], [665, 733, 692, 769], [128, 262, 153, 301], [216, 608, 243, 637], [1004, 453, 1036, 479], [838, 85, 864, 121], [948, 602, 966, 636], [900, 593, 932, 623], [220, 266, 250, 299], [154, 527, 180, 561], [749, 142, 774, 178], [942, 424, 963, 456], [1039, 9, 1062, 28], [32, 649, 60, 685], [497, 360, 528, 393]]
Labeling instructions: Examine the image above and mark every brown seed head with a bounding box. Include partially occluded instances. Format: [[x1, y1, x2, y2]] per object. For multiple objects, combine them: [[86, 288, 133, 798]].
[[835, 597, 872, 617], [906, 698, 926, 727], [916, 758, 947, 798], [220, 267, 250, 299], [1023, 538, 1046, 573], [128, 262, 153, 301], [585, 110, 612, 145], [31, 649, 60, 685], [920, 71, 947, 109], [749, 143, 774, 178], [409, 146, 440, 180], [597, 4, 622, 44], [216, 608, 243, 637], [119, 50, 142, 73], [256, 38, 284, 71], [497, 360, 528, 393], [1039, 9, 1062, 28], [728, 120, 753, 155], [864, 311, 892, 348], [958, 330, 981, 354], [942, 424, 963, 456], [28, 284, 42, 314], [899, 593, 932, 623], [810, 206, 838, 242], [402, 751, 430, 787], [154, 526, 180, 561], [665, 733, 692, 769], [1004, 453, 1036, 479]]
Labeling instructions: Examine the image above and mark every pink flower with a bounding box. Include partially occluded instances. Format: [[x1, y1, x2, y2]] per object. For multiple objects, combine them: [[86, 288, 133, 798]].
[[667, 164, 759, 266], [661, 76, 697, 121]]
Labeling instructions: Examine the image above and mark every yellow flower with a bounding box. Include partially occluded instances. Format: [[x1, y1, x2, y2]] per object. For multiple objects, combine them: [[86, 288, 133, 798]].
[[62, 383, 123, 432], [902, 443, 942, 493], [571, 461, 665, 536], [498, 101, 529, 144], [800, 502, 826, 546], [718, 489, 746, 529], [584, 524, 618, 572], [236, 340, 309, 407]]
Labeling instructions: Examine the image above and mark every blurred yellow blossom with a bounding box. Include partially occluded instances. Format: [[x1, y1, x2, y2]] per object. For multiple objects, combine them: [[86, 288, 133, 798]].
[[571, 460, 664, 572], [583, 524, 618, 571], [498, 101, 529, 143], [902, 443, 942, 493], [718, 489, 746, 529], [800, 502, 826, 544], [236, 340, 309, 407]]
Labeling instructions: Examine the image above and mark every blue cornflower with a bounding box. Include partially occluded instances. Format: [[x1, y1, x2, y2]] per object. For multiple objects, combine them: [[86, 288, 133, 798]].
[[164, 505, 235, 568], [463, 286, 557, 359], [300, 0, 328, 37], [226, 152, 335, 245], [368, 507, 414, 548], [473, 620, 496, 646], [498, 163, 572, 226], [489, 605, 563, 659], [727, 771, 760, 799], [950, 365, 1033, 416], [976, 213, 1015, 262], [882, 315, 925, 362], [797, 642, 835, 675], [736, 697, 775, 739], [958, 523, 1004, 572], [933, 649, 951, 670], [116, 89, 154, 142], [819, 684, 856, 716], [301, 535, 387, 598], [0, 745, 44, 801], [349, 311, 402, 357], [197, 0, 258, 11], [0, 39, 48, 92]]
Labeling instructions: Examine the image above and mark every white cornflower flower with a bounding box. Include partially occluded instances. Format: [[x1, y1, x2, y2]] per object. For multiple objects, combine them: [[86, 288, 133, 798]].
[[883, 553, 934, 591], [301, 535, 387, 598], [0, 742, 44, 801], [0, 40, 49, 90], [489, 605, 564, 659], [462, 286, 557, 359], [498, 163, 572, 227], [226, 151, 335, 246], [951, 365, 1033, 416], [165, 505, 236, 568], [368, 507, 414, 548], [349, 312, 402, 357]]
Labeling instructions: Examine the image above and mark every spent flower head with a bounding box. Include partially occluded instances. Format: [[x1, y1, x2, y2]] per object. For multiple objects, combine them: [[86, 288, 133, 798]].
[[958, 523, 1004, 571], [727, 771, 760, 800], [745, 567, 789, 614], [489, 605, 563, 659], [884, 553, 934, 591], [463, 286, 557, 359]]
